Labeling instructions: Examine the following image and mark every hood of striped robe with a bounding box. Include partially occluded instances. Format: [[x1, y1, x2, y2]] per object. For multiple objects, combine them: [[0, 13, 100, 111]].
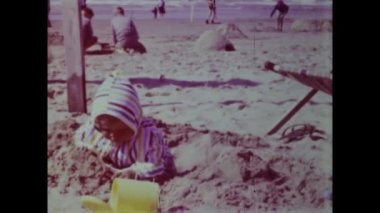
[[91, 74, 143, 140]]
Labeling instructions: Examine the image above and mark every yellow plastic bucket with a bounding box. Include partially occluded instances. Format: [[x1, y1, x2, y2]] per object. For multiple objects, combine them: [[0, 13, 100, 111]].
[[110, 178, 160, 213], [80, 178, 160, 213]]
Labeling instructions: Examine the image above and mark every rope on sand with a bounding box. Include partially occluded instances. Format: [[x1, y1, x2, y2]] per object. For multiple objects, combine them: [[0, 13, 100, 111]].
[[278, 124, 325, 143]]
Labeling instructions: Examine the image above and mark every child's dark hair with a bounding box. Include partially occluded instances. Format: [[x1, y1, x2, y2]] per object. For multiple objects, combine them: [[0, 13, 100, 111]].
[[115, 6, 125, 16], [82, 7, 94, 19]]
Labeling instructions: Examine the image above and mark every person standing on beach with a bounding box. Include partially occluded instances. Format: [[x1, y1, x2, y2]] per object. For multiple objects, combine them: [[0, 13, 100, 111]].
[[152, 6, 158, 19], [152, 0, 166, 19], [75, 73, 177, 185], [206, 0, 216, 24], [158, 0, 166, 17], [270, 0, 289, 32], [111, 7, 146, 53], [82, 7, 98, 49]]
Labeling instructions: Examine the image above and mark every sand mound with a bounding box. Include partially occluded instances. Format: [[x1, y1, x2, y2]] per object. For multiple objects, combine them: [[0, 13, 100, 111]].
[[291, 20, 332, 32], [48, 118, 332, 212], [160, 120, 332, 212], [48, 118, 115, 202], [193, 24, 247, 52]]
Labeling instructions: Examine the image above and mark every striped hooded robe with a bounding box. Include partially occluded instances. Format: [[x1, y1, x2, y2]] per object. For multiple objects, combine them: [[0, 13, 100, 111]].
[[75, 74, 172, 178]]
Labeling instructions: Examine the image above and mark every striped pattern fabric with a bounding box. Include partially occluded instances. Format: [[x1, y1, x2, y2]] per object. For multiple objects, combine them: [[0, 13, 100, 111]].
[[91, 75, 143, 136], [75, 74, 169, 178]]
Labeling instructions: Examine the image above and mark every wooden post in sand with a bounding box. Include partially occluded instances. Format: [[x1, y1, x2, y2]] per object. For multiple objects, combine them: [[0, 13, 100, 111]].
[[62, 0, 87, 113], [267, 88, 319, 135]]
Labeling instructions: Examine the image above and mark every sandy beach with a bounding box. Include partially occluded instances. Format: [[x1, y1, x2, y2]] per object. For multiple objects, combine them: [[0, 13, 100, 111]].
[[48, 9, 332, 213]]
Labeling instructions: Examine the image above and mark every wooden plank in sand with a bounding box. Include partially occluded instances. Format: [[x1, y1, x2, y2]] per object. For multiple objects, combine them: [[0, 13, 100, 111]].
[[62, 0, 87, 113], [267, 88, 319, 135], [263, 61, 332, 135]]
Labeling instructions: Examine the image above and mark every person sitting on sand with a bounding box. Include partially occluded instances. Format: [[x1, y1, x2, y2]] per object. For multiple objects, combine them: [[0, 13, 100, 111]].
[[111, 7, 147, 54], [80, 0, 87, 10], [75, 73, 177, 185], [206, 0, 216, 24], [270, 0, 289, 32], [82, 7, 98, 49]]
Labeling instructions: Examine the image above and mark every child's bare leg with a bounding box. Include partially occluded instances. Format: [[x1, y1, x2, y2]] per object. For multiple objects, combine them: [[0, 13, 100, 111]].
[[211, 8, 216, 23], [207, 10, 212, 23], [278, 14, 284, 31]]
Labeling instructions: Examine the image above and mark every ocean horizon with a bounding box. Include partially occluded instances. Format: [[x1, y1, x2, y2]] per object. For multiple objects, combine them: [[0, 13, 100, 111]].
[[50, 0, 332, 21], [51, 0, 332, 6]]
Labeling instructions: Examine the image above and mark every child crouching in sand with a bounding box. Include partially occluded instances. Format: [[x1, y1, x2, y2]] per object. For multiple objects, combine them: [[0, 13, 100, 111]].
[[75, 73, 176, 185]]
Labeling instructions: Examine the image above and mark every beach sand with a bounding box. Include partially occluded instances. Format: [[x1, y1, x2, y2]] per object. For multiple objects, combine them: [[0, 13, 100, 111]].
[[48, 16, 332, 213]]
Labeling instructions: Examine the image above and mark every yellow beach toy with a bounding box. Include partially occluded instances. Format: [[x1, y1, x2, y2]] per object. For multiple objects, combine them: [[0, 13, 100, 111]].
[[80, 196, 112, 213], [80, 178, 160, 213]]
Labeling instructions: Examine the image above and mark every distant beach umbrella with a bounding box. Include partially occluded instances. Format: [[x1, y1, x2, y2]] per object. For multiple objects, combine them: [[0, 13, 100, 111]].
[[193, 23, 249, 52]]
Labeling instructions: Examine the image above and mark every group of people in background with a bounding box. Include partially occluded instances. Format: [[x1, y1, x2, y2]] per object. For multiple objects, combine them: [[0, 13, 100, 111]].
[[206, 0, 288, 31], [152, 0, 166, 19], [48, 0, 289, 54], [47, 0, 289, 36], [48, 0, 145, 54], [81, 4, 146, 53]]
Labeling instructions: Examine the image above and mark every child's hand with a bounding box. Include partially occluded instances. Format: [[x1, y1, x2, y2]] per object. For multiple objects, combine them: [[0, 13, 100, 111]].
[[124, 170, 137, 179], [130, 162, 154, 175], [113, 169, 136, 179]]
